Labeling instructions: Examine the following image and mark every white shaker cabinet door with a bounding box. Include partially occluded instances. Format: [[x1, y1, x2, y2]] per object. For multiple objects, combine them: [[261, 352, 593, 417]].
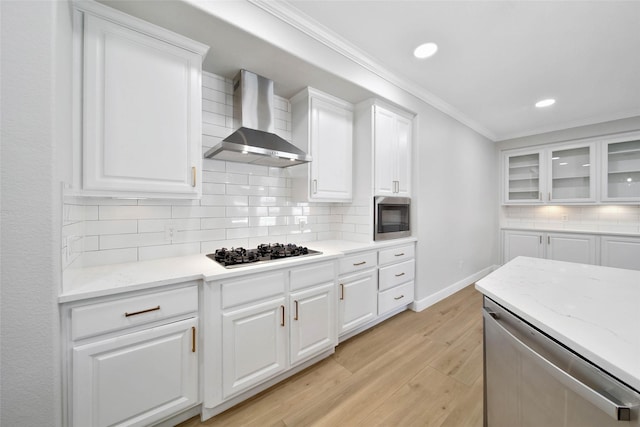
[[221, 297, 287, 399], [82, 14, 203, 197], [546, 233, 598, 265], [374, 106, 397, 196], [394, 114, 412, 197], [338, 269, 378, 335], [310, 96, 353, 201], [600, 236, 640, 271], [72, 318, 198, 427], [503, 230, 544, 264], [289, 282, 336, 366]]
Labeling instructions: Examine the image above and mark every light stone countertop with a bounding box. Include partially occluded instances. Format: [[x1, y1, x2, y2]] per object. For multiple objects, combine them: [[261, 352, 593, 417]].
[[475, 256, 640, 392], [60, 238, 417, 303], [501, 226, 640, 237]]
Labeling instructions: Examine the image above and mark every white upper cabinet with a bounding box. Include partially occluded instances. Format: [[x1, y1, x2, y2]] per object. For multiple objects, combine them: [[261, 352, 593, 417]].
[[503, 142, 596, 204], [75, 2, 208, 198], [373, 105, 413, 197], [601, 138, 640, 202], [547, 142, 596, 203], [291, 87, 353, 202], [504, 148, 545, 204]]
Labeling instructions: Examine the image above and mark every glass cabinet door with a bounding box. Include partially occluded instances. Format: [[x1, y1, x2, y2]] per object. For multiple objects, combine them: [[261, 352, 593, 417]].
[[603, 139, 640, 201], [505, 152, 542, 203], [548, 144, 595, 202]]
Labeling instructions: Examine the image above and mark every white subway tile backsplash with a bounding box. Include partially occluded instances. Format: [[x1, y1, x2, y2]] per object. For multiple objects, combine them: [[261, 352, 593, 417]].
[[99, 206, 171, 220], [85, 220, 138, 235], [63, 70, 370, 270], [139, 243, 201, 261]]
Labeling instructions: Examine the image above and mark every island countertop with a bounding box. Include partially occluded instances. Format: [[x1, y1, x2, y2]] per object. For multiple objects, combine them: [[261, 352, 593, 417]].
[[475, 256, 640, 392]]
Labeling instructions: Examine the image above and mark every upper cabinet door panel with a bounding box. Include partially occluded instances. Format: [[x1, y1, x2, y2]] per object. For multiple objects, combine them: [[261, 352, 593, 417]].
[[311, 96, 353, 200], [548, 143, 596, 203], [373, 106, 397, 196], [82, 14, 204, 197], [395, 115, 412, 197], [504, 150, 543, 204], [602, 139, 640, 202]]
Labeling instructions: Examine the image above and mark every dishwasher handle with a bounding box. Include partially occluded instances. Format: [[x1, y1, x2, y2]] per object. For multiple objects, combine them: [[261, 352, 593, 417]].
[[483, 308, 637, 422]]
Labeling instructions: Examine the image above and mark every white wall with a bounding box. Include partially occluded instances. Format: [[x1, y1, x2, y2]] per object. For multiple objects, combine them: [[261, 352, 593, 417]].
[[1, 1, 72, 425]]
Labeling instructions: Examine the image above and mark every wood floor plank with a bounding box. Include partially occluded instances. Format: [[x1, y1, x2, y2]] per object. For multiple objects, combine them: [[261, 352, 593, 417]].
[[177, 285, 484, 427]]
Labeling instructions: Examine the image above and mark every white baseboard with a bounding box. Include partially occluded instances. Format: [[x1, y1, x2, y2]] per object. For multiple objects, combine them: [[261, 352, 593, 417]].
[[410, 264, 499, 312]]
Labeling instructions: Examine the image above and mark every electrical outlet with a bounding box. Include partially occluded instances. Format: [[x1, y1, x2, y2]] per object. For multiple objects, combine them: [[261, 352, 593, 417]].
[[164, 225, 176, 242]]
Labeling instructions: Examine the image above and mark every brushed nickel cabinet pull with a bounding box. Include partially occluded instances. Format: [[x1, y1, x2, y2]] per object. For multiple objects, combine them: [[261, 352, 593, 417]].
[[394, 295, 404, 300], [539, 235, 542, 244], [124, 305, 160, 317], [340, 283, 344, 300], [280, 305, 285, 327], [353, 261, 366, 266], [548, 235, 551, 245], [395, 272, 405, 277], [313, 179, 318, 194], [294, 300, 299, 320], [191, 326, 196, 353], [548, 192, 551, 201], [539, 191, 542, 201], [394, 253, 405, 257], [192, 166, 196, 187]]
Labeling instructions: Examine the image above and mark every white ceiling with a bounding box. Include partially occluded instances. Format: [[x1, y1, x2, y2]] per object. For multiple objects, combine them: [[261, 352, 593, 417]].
[[100, 0, 640, 141]]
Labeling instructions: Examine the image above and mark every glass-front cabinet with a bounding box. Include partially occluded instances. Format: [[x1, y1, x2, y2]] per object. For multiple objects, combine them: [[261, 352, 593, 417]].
[[504, 149, 544, 203], [602, 139, 640, 202], [548, 143, 596, 203]]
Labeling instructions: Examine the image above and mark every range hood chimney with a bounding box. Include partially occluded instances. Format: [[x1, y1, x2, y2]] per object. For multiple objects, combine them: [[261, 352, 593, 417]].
[[204, 70, 311, 167]]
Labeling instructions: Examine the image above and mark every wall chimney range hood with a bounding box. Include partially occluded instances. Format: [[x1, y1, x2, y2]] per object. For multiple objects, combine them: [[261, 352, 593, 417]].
[[204, 70, 311, 168]]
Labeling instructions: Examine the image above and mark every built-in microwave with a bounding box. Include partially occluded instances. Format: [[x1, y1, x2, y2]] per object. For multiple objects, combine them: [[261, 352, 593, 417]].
[[374, 196, 411, 241]]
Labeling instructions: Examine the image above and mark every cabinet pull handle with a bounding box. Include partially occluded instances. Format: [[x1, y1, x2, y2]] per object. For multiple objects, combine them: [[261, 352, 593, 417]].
[[395, 272, 405, 277], [395, 253, 405, 257], [340, 283, 345, 300], [539, 191, 542, 201], [192, 167, 197, 187], [548, 235, 551, 245], [191, 326, 196, 353], [353, 261, 366, 266], [394, 295, 405, 300], [280, 305, 285, 327], [124, 305, 160, 317], [548, 192, 551, 201], [539, 235, 542, 244], [294, 300, 299, 320], [313, 179, 318, 194]]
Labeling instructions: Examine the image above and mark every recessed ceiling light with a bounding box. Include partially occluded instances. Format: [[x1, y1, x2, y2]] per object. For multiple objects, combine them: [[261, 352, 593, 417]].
[[414, 42, 438, 59], [535, 98, 556, 108]]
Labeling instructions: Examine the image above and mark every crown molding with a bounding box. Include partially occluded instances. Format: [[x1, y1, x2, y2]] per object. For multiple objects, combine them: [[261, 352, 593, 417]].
[[249, 0, 497, 141]]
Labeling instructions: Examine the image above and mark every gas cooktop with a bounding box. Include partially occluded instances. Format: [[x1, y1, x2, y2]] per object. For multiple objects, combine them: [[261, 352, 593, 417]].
[[207, 243, 321, 268]]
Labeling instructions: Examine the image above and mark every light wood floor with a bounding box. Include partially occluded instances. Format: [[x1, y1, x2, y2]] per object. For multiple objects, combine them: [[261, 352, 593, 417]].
[[178, 285, 484, 427]]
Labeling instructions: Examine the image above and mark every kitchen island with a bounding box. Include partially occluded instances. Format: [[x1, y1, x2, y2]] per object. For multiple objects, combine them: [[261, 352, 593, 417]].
[[476, 256, 640, 426]]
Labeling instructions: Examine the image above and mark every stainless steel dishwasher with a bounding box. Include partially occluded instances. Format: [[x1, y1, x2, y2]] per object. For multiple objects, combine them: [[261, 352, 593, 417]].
[[483, 296, 640, 427]]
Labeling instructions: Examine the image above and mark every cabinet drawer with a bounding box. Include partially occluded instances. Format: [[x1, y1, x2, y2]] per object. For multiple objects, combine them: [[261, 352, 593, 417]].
[[291, 261, 335, 291], [338, 251, 377, 275], [71, 285, 198, 341], [378, 244, 414, 266], [378, 259, 415, 291], [378, 281, 414, 316], [222, 271, 285, 309]]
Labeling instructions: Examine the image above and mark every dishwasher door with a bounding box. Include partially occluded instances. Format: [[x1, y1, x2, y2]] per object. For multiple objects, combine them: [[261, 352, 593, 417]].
[[483, 297, 640, 427]]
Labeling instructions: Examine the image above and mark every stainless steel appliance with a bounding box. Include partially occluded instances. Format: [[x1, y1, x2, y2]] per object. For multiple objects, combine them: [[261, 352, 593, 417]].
[[483, 296, 640, 427], [207, 243, 321, 268], [374, 196, 411, 241], [204, 70, 312, 167]]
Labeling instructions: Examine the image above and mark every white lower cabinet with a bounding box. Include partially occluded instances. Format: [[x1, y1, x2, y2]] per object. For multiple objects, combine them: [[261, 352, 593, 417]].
[[377, 244, 415, 316], [338, 269, 378, 335], [600, 236, 640, 271], [216, 261, 336, 401], [66, 283, 199, 427], [221, 297, 287, 399], [503, 230, 597, 265], [290, 282, 336, 365]]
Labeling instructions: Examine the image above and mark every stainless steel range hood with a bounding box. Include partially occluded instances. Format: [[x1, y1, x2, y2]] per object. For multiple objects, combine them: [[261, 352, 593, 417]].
[[204, 70, 311, 167]]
